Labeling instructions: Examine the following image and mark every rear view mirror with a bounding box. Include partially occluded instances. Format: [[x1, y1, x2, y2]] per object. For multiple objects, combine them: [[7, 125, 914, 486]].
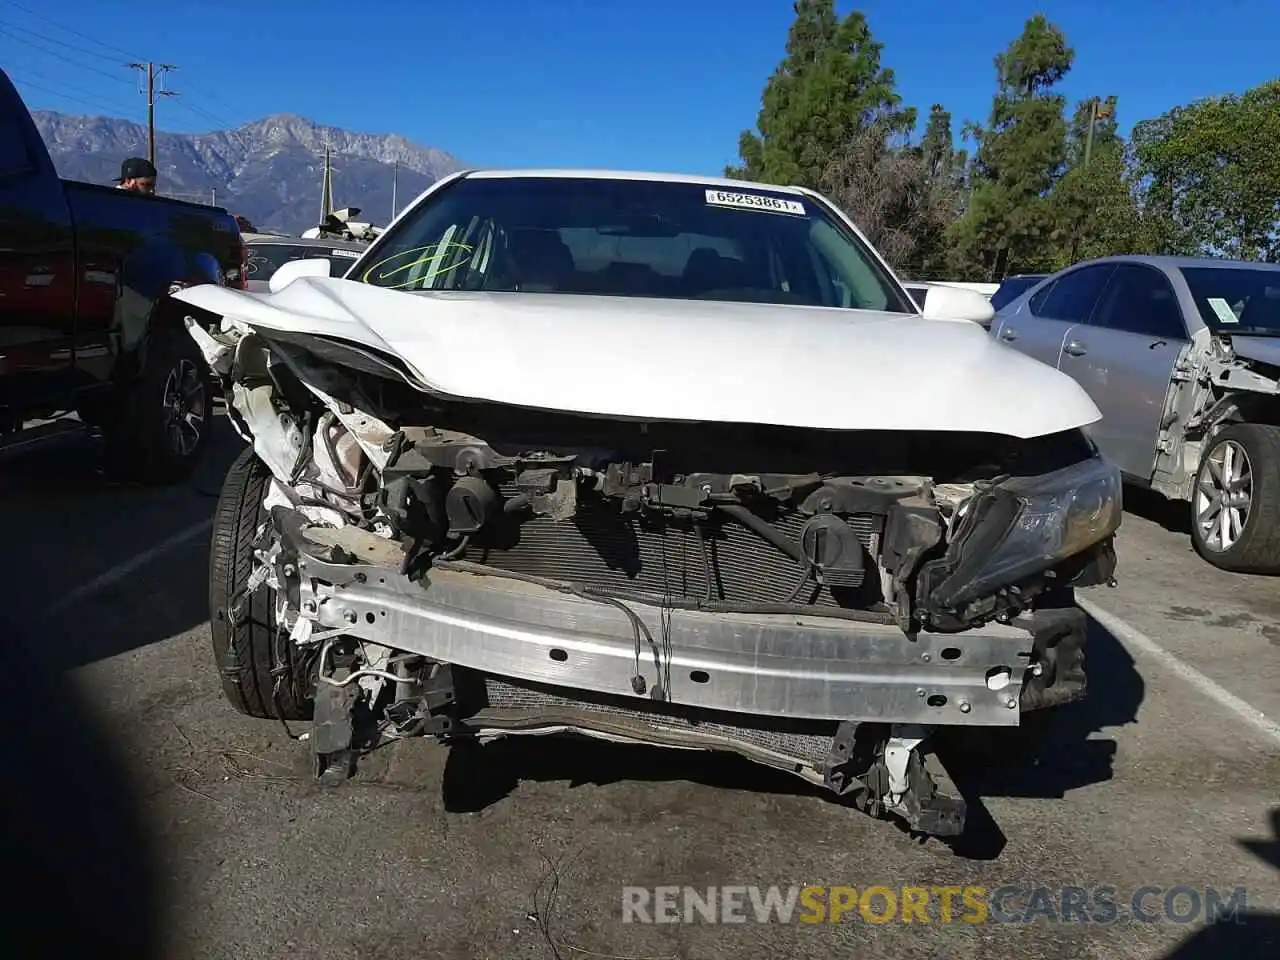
[[268, 257, 332, 294], [919, 284, 996, 327]]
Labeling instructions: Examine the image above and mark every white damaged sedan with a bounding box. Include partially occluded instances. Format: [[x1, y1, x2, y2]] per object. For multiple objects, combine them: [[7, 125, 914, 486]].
[[173, 170, 1121, 838]]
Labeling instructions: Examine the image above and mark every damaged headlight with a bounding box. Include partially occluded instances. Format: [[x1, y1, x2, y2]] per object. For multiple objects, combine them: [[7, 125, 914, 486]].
[[922, 454, 1122, 611]]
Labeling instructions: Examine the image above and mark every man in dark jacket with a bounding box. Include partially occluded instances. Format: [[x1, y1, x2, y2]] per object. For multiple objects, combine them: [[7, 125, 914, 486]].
[[115, 157, 157, 194]]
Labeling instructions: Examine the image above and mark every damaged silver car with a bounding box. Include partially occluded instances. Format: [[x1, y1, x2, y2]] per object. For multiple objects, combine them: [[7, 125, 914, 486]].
[[991, 256, 1280, 572], [174, 170, 1121, 838]]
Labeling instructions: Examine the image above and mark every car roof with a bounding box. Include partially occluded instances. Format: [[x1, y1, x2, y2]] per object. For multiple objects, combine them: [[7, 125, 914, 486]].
[[243, 233, 366, 249], [1072, 255, 1280, 273], [460, 168, 810, 195]]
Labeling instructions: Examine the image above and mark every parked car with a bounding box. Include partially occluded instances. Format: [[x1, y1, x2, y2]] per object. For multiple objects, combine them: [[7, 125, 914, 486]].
[[991, 255, 1280, 571], [990, 273, 1047, 312], [241, 233, 367, 292], [0, 68, 244, 482], [172, 170, 1120, 839]]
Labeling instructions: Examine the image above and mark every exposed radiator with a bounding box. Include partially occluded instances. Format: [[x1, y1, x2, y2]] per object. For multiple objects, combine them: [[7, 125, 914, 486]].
[[472, 489, 882, 608]]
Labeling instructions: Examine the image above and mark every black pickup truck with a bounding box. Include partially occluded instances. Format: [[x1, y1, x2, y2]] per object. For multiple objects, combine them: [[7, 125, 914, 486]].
[[0, 68, 246, 483]]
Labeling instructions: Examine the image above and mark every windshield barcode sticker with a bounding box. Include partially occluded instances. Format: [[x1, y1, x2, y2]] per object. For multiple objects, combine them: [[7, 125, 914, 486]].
[[705, 189, 805, 216], [330, 249, 361, 259]]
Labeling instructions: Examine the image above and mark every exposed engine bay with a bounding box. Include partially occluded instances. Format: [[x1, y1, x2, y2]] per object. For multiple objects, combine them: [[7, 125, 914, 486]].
[[186, 314, 1122, 838]]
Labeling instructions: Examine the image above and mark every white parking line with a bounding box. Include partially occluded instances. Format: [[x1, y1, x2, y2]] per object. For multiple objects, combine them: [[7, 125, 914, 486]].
[[1077, 595, 1280, 747], [49, 518, 213, 616]]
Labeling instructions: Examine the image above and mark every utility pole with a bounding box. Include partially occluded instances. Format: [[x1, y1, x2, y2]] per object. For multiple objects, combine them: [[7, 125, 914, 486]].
[[320, 141, 334, 224], [391, 160, 398, 221], [128, 62, 178, 167], [1070, 96, 1118, 263], [1082, 96, 1115, 168]]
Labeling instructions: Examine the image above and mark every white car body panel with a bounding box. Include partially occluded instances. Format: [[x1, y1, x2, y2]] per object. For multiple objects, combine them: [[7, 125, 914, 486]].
[[173, 276, 1101, 439]]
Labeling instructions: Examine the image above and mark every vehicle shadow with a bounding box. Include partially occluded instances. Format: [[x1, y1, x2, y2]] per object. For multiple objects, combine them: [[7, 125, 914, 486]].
[[937, 615, 1144, 859], [440, 728, 829, 815], [1157, 808, 1280, 959], [0, 609, 163, 958], [1123, 482, 1280, 579], [440, 613, 1144, 862], [1123, 483, 1191, 536], [2, 414, 242, 669]]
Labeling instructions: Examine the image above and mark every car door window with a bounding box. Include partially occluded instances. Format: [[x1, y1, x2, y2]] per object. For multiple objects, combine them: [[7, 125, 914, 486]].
[[1029, 265, 1114, 322], [1027, 278, 1057, 314], [1090, 265, 1186, 339]]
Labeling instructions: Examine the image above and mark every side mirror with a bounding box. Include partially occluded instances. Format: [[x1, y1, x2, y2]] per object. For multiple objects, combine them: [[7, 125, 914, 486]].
[[919, 284, 996, 327], [268, 257, 332, 293]]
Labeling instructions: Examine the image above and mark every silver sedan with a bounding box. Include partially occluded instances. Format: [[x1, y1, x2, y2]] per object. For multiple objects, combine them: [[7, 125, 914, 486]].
[[990, 255, 1280, 572]]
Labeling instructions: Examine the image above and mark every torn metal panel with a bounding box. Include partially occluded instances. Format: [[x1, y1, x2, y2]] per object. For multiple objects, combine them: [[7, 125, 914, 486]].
[[233, 382, 303, 482], [1150, 328, 1280, 500]]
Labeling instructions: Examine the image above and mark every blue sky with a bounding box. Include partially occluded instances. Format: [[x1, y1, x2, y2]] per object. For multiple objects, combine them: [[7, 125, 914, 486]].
[[2, 0, 1276, 174]]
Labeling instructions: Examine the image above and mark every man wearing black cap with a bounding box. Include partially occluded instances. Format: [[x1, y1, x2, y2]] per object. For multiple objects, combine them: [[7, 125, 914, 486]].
[[115, 157, 157, 194]]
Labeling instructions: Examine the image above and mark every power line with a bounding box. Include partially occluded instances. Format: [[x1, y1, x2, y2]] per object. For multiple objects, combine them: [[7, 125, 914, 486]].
[[0, 0, 142, 60], [1, 3, 246, 139], [178, 77, 247, 121], [175, 97, 232, 129], [13, 65, 141, 118], [0, 24, 133, 87], [10, 75, 139, 119], [1, 2, 240, 132], [0, 18, 124, 63]]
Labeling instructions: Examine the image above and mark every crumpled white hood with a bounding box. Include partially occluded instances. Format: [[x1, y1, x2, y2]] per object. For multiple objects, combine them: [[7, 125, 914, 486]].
[[174, 276, 1101, 438]]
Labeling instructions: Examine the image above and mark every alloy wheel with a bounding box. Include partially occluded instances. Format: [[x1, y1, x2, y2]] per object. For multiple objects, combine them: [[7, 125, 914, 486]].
[[161, 358, 207, 457], [1195, 438, 1253, 552]]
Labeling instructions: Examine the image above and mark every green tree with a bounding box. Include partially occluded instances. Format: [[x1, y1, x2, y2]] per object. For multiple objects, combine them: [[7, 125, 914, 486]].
[[919, 104, 956, 183], [1046, 96, 1156, 266], [1047, 146, 1153, 269], [911, 105, 966, 274], [727, 0, 914, 187], [947, 15, 1074, 278], [1132, 79, 1280, 260]]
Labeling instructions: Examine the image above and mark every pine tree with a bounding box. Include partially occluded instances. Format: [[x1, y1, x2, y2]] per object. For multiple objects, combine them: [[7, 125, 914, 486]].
[[727, 0, 913, 187]]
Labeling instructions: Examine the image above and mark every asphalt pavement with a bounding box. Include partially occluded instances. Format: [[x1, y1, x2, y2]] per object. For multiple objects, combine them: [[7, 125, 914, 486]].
[[4, 417, 1278, 960]]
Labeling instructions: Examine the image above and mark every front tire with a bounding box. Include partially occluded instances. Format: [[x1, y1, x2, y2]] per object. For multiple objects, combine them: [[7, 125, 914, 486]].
[[209, 447, 314, 721], [1190, 422, 1280, 573]]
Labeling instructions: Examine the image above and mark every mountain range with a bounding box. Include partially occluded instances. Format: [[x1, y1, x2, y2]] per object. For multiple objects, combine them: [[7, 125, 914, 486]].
[[30, 111, 465, 235]]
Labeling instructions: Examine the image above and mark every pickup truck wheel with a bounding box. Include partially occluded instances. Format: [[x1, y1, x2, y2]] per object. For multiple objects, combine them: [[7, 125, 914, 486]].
[[209, 447, 314, 721], [1190, 423, 1280, 573], [104, 328, 211, 485]]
